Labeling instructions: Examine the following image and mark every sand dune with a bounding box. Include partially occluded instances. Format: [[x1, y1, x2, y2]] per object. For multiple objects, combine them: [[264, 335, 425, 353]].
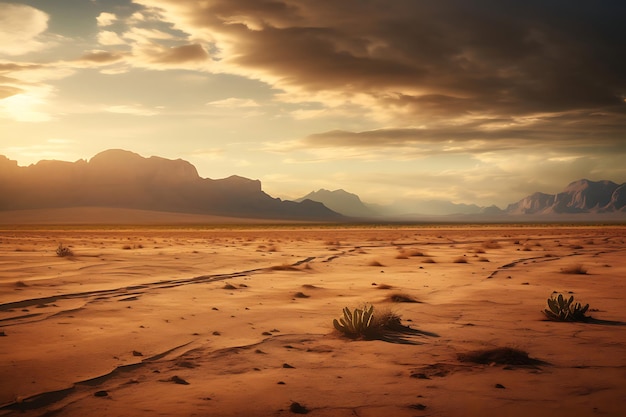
[[1, 226, 625, 416]]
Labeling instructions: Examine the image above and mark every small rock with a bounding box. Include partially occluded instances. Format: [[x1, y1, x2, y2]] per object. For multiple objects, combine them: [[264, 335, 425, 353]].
[[495, 383, 506, 389], [282, 363, 295, 369], [289, 402, 309, 414], [409, 403, 427, 410], [132, 350, 143, 356], [94, 390, 108, 397], [171, 376, 190, 385]]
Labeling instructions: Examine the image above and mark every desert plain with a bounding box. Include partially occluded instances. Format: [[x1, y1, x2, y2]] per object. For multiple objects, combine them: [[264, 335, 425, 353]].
[[0, 223, 625, 417]]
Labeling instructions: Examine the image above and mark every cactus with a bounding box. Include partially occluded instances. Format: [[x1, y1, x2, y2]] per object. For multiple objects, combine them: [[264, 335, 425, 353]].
[[543, 293, 589, 322], [333, 305, 375, 337]]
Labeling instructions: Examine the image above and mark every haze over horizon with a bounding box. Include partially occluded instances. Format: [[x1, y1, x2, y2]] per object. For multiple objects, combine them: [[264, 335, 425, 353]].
[[1, 1, 625, 207]]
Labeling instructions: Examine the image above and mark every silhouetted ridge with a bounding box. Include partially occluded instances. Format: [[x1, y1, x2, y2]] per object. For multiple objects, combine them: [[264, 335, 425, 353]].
[[296, 189, 379, 217], [0, 151, 342, 221]]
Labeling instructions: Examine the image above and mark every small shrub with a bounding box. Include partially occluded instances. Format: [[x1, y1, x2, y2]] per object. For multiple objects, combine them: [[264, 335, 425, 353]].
[[56, 243, 74, 257], [458, 347, 545, 366], [376, 283, 393, 289], [560, 264, 588, 275], [333, 305, 374, 338], [386, 293, 420, 303], [543, 293, 590, 322]]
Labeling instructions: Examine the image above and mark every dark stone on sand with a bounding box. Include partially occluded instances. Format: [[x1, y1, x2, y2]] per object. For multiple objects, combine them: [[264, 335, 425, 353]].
[[94, 390, 108, 397], [277, 381, 286, 385], [290, 402, 309, 414], [282, 363, 295, 369], [262, 331, 272, 336], [0, 331, 6, 337], [495, 383, 506, 389], [132, 350, 143, 356], [411, 373, 430, 380], [409, 403, 427, 410], [170, 375, 190, 385]]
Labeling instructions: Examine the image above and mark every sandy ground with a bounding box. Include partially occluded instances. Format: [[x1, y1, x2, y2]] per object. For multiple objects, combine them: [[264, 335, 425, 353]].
[[0, 225, 625, 416]]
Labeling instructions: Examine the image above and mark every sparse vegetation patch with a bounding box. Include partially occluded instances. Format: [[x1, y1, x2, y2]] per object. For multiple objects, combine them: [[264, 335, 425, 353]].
[[458, 347, 546, 366], [560, 264, 588, 275], [56, 243, 74, 257], [543, 293, 590, 322]]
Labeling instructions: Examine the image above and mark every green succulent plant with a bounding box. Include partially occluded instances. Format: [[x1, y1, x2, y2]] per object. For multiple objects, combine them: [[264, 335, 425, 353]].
[[333, 305, 375, 337], [544, 293, 589, 322]]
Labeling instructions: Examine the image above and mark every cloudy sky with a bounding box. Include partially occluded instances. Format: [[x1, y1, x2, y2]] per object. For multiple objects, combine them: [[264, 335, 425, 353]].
[[1, 0, 625, 207]]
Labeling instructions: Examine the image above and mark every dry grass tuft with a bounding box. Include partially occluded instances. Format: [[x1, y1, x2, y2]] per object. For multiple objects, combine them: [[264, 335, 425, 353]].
[[560, 264, 588, 275], [376, 283, 393, 290], [55, 243, 74, 257], [458, 347, 546, 366], [386, 293, 420, 303]]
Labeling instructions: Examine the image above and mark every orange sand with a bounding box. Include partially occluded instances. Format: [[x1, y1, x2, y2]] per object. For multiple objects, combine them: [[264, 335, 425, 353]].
[[1, 225, 625, 416]]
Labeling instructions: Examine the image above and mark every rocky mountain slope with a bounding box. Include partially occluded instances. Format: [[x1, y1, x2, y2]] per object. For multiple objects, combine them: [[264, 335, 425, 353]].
[[0, 150, 342, 221], [506, 179, 625, 214]]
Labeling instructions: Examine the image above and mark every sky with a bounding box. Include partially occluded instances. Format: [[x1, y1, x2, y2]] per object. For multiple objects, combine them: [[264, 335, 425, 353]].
[[1, 0, 625, 208]]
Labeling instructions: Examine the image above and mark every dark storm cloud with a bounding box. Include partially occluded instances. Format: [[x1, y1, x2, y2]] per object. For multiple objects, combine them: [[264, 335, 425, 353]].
[[152, 44, 209, 64], [152, 0, 626, 111], [305, 109, 626, 152], [139, 0, 625, 148]]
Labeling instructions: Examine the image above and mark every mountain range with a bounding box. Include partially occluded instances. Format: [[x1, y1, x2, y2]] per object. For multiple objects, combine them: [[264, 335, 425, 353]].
[[298, 179, 625, 219], [0, 150, 624, 223], [0, 149, 341, 221]]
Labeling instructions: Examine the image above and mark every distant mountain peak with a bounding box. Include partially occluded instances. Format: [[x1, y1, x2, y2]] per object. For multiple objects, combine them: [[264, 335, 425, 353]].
[[507, 179, 624, 214], [296, 188, 377, 218]]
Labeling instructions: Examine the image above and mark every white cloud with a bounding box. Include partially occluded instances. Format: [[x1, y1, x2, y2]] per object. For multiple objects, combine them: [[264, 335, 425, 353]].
[[0, 4, 49, 56], [206, 98, 259, 108], [105, 104, 159, 116], [0, 84, 55, 122], [96, 12, 117, 27], [98, 30, 126, 46]]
